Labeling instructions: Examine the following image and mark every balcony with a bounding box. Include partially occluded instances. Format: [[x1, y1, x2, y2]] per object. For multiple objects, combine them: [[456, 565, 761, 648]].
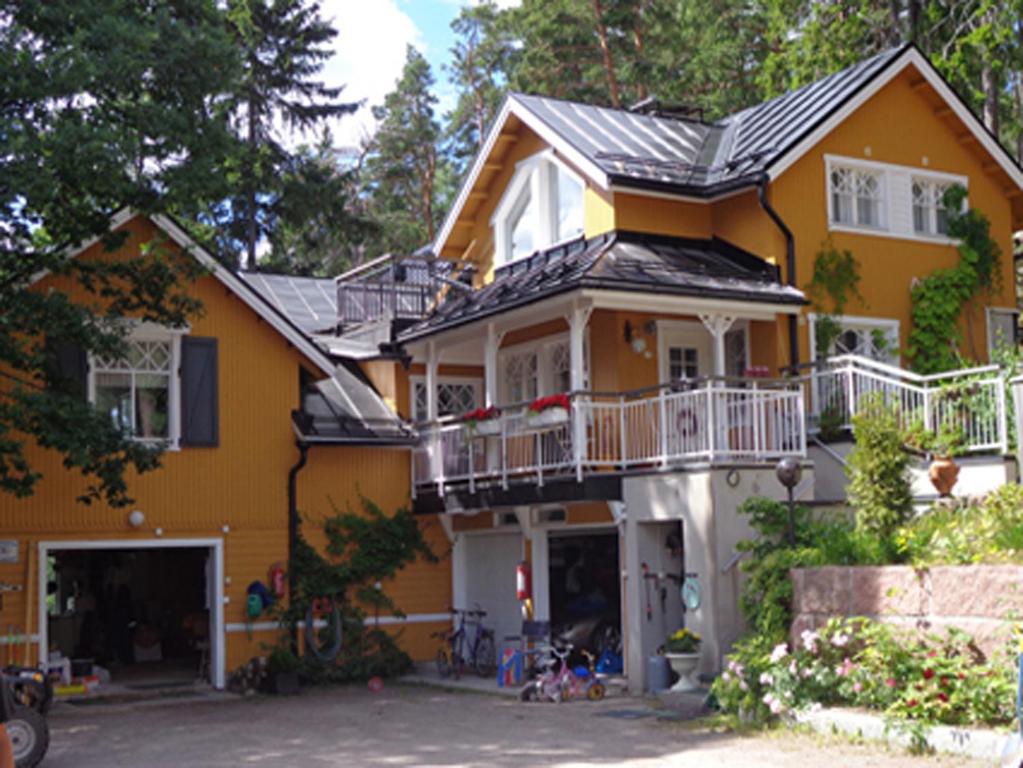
[[412, 380, 806, 494]]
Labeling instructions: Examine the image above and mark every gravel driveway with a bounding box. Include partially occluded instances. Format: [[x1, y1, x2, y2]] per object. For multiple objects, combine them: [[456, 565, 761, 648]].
[[42, 684, 984, 767]]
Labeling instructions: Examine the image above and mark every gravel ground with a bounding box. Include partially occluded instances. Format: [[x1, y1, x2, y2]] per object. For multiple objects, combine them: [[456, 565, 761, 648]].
[[42, 684, 987, 767]]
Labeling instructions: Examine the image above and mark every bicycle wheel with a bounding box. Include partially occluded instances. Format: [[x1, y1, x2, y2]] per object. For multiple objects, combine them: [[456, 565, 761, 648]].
[[435, 648, 452, 678], [586, 681, 606, 701], [473, 633, 496, 677]]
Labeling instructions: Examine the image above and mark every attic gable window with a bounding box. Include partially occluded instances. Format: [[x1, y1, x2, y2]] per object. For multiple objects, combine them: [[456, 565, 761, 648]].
[[829, 165, 883, 229], [493, 151, 584, 267]]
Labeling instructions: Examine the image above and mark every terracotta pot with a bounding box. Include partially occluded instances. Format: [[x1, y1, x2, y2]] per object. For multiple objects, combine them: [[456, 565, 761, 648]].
[[928, 455, 960, 497]]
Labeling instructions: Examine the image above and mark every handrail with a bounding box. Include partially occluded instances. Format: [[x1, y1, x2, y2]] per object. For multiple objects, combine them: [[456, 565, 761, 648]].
[[788, 354, 1001, 383]]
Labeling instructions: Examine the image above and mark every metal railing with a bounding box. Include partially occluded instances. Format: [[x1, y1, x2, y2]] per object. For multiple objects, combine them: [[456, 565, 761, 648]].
[[336, 253, 460, 326], [798, 355, 1008, 454], [412, 379, 806, 492]]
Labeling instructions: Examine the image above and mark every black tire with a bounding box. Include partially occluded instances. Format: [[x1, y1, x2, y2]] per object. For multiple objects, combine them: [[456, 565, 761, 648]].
[[473, 633, 496, 678], [6, 705, 49, 768]]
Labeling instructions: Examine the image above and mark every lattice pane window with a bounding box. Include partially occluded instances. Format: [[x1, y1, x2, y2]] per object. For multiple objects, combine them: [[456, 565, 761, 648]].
[[93, 339, 173, 440], [549, 341, 571, 394], [830, 166, 883, 229], [412, 381, 478, 421], [668, 347, 699, 380], [822, 320, 898, 364], [725, 327, 747, 378], [912, 179, 951, 236], [504, 351, 538, 404]]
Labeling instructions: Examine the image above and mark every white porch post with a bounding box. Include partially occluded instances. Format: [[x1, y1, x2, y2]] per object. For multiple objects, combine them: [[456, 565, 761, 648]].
[[568, 303, 593, 481], [484, 323, 503, 408], [699, 313, 736, 379], [425, 340, 440, 421]]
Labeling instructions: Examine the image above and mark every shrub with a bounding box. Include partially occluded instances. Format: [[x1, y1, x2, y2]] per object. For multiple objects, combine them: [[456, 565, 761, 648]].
[[847, 395, 913, 549], [712, 617, 1015, 729]]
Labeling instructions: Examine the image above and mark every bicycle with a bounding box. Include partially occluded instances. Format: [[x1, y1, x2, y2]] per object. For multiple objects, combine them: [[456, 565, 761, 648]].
[[520, 643, 604, 703], [431, 606, 496, 679]]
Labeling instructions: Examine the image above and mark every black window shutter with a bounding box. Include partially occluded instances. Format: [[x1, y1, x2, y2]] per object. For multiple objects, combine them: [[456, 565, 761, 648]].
[[45, 338, 88, 400], [180, 336, 219, 447]]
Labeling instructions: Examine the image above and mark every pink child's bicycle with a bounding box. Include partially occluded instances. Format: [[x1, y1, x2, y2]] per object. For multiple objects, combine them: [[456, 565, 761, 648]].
[[520, 644, 605, 703]]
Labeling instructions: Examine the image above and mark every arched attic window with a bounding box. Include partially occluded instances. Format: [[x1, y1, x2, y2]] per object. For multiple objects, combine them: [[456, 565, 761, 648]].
[[492, 151, 584, 267]]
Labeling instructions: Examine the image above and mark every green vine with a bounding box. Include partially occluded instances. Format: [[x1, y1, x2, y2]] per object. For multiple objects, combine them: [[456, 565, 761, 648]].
[[908, 185, 1001, 374], [805, 239, 863, 359]]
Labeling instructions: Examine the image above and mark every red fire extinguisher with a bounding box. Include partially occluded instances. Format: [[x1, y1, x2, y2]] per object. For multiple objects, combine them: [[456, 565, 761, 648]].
[[268, 563, 286, 597], [515, 561, 532, 601]]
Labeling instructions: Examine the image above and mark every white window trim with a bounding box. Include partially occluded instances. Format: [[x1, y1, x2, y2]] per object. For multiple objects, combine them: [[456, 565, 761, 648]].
[[409, 375, 483, 422], [497, 331, 589, 403], [87, 323, 186, 450], [986, 307, 1020, 359], [807, 313, 900, 365], [825, 154, 968, 245], [491, 150, 585, 268]]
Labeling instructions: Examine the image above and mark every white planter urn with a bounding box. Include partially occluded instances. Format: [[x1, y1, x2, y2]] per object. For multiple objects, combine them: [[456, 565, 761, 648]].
[[664, 652, 700, 692], [526, 406, 569, 429]]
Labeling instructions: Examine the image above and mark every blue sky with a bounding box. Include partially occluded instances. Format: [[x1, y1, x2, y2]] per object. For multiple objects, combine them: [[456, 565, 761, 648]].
[[315, 0, 519, 150]]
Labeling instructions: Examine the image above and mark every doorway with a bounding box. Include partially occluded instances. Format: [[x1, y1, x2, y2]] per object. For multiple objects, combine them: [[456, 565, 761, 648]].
[[38, 539, 225, 689], [548, 531, 621, 656]]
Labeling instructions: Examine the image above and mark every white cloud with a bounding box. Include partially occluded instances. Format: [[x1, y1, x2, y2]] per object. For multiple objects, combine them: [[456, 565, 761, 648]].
[[315, 0, 424, 152]]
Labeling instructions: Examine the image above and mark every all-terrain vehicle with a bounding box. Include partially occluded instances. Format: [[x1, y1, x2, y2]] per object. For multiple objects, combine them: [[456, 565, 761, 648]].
[[0, 668, 49, 768]]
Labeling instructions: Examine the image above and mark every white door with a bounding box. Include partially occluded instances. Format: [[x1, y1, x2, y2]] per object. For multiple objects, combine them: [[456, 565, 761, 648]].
[[463, 533, 524, 648], [658, 323, 712, 384]]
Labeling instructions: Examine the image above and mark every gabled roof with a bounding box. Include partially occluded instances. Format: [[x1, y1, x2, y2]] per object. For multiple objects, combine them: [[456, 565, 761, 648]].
[[401, 230, 805, 341], [436, 44, 1023, 254], [238, 272, 337, 335]]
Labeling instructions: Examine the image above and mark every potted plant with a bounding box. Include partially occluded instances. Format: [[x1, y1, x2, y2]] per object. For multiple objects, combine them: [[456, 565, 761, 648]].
[[525, 393, 570, 429], [663, 628, 701, 692], [461, 406, 501, 437], [927, 423, 965, 498], [267, 643, 301, 695]]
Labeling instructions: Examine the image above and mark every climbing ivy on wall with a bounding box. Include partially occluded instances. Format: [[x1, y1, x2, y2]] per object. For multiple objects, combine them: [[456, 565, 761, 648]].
[[805, 239, 863, 360], [908, 185, 1001, 374]]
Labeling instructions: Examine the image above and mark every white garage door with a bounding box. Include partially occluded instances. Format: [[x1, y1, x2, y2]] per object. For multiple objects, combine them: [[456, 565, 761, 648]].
[[463, 532, 523, 648]]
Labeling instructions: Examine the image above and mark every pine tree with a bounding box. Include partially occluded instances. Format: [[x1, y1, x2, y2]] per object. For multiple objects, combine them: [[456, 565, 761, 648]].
[[219, 0, 358, 269], [362, 47, 446, 258]]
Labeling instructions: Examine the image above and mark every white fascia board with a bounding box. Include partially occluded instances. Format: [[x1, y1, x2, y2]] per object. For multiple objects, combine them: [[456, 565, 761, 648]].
[[150, 214, 337, 376], [582, 288, 802, 319], [433, 97, 610, 258], [768, 48, 1023, 191]]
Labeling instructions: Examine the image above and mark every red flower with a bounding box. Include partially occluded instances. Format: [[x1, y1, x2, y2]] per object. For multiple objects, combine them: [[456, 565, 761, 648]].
[[906, 699, 918, 708], [927, 650, 938, 658], [462, 406, 500, 423], [922, 668, 935, 680], [936, 692, 949, 703], [957, 672, 966, 680], [885, 678, 897, 688], [527, 393, 571, 413], [940, 676, 949, 688]]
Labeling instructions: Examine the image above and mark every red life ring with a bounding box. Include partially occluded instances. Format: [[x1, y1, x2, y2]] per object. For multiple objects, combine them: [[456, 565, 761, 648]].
[[675, 408, 699, 437]]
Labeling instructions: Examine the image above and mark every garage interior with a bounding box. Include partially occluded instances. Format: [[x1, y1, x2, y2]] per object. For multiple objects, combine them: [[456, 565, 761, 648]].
[[548, 530, 621, 656], [46, 546, 211, 687]]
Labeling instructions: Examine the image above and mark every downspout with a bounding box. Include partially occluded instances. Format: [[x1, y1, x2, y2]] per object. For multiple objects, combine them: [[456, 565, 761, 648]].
[[287, 441, 309, 649], [756, 174, 800, 369]]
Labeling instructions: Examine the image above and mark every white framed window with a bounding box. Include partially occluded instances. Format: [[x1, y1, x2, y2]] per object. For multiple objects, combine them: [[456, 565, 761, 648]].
[[88, 326, 183, 446], [410, 376, 481, 422], [912, 178, 951, 236], [499, 333, 588, 404], [809, 314, 899, 365], [492, 151, 585, 267], [986, 307, 1020, 359], [829, 164, 884, 230], [825, 155, 967, 243]]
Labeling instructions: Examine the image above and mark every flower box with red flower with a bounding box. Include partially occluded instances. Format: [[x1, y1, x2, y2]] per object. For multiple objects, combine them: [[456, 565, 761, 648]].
[[525, 394, 571, 429], [461, 406, 501, 436]]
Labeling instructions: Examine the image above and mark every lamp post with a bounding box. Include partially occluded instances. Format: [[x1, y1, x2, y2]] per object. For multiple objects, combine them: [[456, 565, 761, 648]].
[[775, 457, 802, 546]]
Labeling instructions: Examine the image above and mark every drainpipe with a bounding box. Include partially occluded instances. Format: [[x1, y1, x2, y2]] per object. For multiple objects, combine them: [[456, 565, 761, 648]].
[[287, 441, 309, 648], [756, 174, 800, 370]]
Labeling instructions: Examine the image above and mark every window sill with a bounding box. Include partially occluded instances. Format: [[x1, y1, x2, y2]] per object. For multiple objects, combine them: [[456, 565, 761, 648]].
[[827, 223, 959, 247]]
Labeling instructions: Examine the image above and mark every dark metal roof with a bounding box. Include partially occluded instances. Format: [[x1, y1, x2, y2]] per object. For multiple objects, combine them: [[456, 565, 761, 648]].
[[509, 45, 908, 195], [238, 272, 337, 335], [401, 231, 805, 341]]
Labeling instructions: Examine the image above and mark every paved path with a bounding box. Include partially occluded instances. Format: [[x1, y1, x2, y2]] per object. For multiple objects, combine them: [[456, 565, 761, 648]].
[[43, 683, 983, 767]]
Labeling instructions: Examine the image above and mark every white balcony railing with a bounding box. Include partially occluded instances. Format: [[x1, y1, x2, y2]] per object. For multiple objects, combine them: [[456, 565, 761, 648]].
[[412, 381, 806, 493], [799, 355, 1008, 454]]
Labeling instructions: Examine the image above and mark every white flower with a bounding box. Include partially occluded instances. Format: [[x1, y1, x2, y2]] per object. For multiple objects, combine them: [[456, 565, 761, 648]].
[[769, 699, 784, 715], [831, 632, 849, 648], [721, 671, 731, 682], [770, 643, 789, 663], [760, 672, 774, 686], [739, 680, 748, 691], [762, 693, 774, 705], [800, 629, 820, 654], [788, 660, 798, 675]]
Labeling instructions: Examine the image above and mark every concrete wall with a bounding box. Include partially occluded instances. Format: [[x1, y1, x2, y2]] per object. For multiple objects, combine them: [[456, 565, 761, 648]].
[[621, 463, 812, 692], [791, 565, 1023, 657]]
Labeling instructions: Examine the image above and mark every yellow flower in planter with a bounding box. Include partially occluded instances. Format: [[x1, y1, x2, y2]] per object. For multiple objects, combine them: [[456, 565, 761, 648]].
[[666, 628, 701, 654]]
